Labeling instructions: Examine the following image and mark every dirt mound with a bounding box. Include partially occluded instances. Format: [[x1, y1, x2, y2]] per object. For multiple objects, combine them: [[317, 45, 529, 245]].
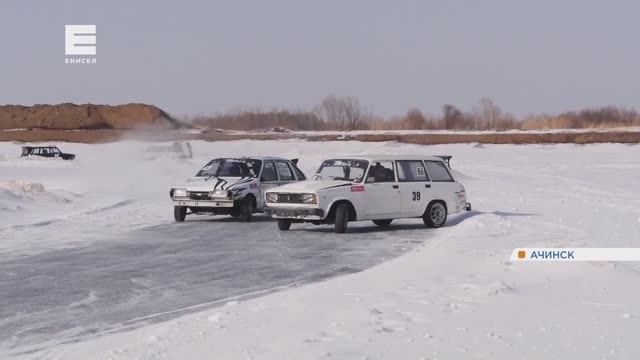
[[0, 103, 181, 130]]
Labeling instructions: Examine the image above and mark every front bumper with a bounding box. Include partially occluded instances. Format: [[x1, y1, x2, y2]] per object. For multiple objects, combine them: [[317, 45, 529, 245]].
[[266, 206, 324, 220], [173, 199, 234, 208]]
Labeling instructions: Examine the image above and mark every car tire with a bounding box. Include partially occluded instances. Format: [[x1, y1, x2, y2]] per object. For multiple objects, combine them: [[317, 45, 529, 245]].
[[423, 201, 447, 228], [372, 219, 393, 227], [240, 197, 254, 222], [174, 206, 187, 222], [277, 219, 292, 231], [335, 203, 349, 233]]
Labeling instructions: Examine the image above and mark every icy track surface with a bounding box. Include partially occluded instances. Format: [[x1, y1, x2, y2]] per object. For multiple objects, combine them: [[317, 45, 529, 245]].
[[1, 218, 427, 353], [1, 140, 640, 359]]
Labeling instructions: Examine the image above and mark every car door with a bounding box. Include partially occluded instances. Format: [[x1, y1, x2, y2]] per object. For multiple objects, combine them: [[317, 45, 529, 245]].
[[364, 160, 402, 217], [258, 161, 280, 209], [396, 160, 431, 217], [424, 160, 458, 212], [275, 161, 296, 185]]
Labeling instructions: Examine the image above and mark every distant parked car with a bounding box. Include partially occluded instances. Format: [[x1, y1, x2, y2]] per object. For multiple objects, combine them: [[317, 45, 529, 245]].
[[265, 155, 471, 233], [21, 146, 76, 160], [170, 156, 306, 222]]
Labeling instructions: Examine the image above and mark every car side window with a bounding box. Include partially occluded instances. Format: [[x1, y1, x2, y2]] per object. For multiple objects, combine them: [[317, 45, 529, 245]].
[[276, 162, 294, 181], [365, 161, 395, 183], [261, 161, 278, 182], [424, 161, 454, 182], [291, 163, 307, 180], [397, 160, 430, 182]]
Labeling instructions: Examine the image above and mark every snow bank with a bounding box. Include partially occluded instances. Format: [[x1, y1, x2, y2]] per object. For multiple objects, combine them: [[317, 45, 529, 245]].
[[0, 180, 75, 214]]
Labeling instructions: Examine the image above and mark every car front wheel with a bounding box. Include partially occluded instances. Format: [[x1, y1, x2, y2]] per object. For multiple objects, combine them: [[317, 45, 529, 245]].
[[174, 206, 187, 222], [240, 197, 254, 222], [423, 201, 447, 228], [334, 203, 349, 233]]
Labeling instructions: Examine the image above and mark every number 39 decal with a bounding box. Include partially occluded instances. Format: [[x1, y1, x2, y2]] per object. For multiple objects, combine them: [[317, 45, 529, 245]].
[[412, 191, 421, 201]]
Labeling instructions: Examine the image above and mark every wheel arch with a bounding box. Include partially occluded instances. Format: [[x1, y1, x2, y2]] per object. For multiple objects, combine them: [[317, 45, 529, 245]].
[[244, 192, 257, 206], [234, 192, 257, 210], [423, 199, 448, 216]]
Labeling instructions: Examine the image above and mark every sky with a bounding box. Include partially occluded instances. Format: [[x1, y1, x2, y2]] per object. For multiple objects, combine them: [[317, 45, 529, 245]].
[[0, 0, 638, 118]]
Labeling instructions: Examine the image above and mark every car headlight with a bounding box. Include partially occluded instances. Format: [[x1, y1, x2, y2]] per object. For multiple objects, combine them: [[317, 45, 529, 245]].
[[173, 188, 188, 197], [266, 192, 278, 203], [301, 193, 317, 204], [211, 189, 227, 197]]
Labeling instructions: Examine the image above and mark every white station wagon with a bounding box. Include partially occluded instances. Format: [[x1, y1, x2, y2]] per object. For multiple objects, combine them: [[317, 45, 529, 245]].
[[265, 155, 471, 233], [170, 156, 306, 222]]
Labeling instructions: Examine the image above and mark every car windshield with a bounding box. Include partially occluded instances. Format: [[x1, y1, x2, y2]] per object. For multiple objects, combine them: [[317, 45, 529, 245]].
[[196, 158, 262, 178], [313, 159, 369, 182]]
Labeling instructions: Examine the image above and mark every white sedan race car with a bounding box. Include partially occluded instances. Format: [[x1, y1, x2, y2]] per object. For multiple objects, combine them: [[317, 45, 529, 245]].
[[265, 155, 471, 233], [170, 156, 306, 222]]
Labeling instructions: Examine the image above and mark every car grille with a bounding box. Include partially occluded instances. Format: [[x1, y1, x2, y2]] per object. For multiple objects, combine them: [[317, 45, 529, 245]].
[[276, 193, 303, 203], [189, 191, 211, 200]]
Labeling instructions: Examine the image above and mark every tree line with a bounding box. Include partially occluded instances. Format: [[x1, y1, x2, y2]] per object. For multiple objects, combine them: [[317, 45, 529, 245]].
[[187, 96, 640, 131]]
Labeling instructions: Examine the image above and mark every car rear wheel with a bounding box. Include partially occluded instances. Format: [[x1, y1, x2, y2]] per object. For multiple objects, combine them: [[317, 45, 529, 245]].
[[174, 206, 187, 222], [423, 201, 447, 228], [372, 219, 393, 227], [277, 219, 292, 231], [335, 203, 349, 233], [240, 197, 254, 222]]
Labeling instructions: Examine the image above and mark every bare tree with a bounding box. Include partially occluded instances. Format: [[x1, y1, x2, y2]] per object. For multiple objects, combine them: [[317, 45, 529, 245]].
[[315, 95, 343, 129], [478, 97, 501, 130], [470, 104, 482, 130], [343, 97, 361, 130], [404, 108, 426, 129], [442, 104, 462, 129], [315, 95, 370, 130]]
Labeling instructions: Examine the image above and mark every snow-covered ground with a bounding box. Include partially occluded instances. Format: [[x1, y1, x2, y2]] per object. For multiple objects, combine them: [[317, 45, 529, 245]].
[[2, 140, 640, 359]]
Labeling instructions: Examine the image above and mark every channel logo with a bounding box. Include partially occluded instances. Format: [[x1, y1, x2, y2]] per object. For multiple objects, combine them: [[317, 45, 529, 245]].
[[511, 248, 640, 262], [64, 25, 96, 64]]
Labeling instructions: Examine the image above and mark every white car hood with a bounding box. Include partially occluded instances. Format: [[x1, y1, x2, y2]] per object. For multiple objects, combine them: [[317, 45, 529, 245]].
[[177, 176, 256, 192], [268, 180, 352, 193]]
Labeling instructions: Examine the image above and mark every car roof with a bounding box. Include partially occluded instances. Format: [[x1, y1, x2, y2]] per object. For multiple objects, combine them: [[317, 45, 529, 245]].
[[323, 154, 447, 162]]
